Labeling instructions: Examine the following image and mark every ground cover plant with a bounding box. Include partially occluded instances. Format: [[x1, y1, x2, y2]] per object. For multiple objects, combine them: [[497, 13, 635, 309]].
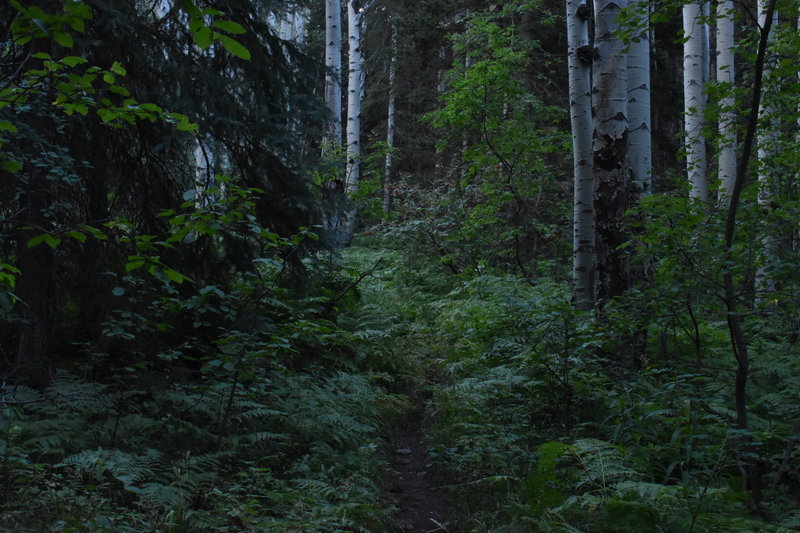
[[3, 0, 800, 532]]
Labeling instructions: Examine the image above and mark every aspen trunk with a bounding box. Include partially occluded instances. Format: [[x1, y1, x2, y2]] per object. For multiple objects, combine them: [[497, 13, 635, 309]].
[[567, 0, 594, 310], [716, 0, 736, 200], [593, 0, 632, 307], [325, 0, 343, 148], [384, 20, 397, 219], [627, 0, 652, 199], [683, 2, 708, 202], [345, 0, 364, 195], [755, 0, 778, 299]]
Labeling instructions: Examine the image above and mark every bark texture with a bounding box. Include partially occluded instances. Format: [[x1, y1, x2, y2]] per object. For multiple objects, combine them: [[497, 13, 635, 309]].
[[592, 0, 632, 307], [325, 0, 343, 148], [345, 0, 364, 195], [683, 2, 708, 202], [384, 20, 397, 219], [716, 0, 736, 200], [627, 0, 651, 199], [568, 0, 594, 310]]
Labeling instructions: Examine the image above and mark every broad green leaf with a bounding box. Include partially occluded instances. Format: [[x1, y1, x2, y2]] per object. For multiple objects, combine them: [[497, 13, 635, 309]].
[[81, 225, 108, 240], [126, 258, 145, 271], [27, 234, 48, 248], [103, 72, 115, 84], [217, 34, 251, 60], [61, 56, 87, 67], [0, 121, 18, 132], [29, 234, 61, 249], [68, 17, 85, 32], [53, 31, 74, 48], [109, 85, 130, 96], [2, 160, 22, 173], [193, 26, 213, 49], [110, 62, 127, 75], [162, 268, 192, 284], [213, 19, 246, 35], [67, 230, 87, 243]]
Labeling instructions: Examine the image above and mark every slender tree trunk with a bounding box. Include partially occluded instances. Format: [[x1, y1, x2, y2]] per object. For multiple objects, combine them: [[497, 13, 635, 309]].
[[325, 0, 343, 149], [340, 0, 365, 243], [627, 0, 652, 199], [593, 0, 631, 308], [345, 1, 364, 195], [567, 0, 594, 310], [722, 0, 777, 505], [384, 20, 397, 220], [683, 2, 709, 202], [755, 0, 778, 299], [716, 0, 736, 200]]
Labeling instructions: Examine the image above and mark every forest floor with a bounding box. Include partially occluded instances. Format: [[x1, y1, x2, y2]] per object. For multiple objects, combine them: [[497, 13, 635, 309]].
[[388, 404, 449, 532]]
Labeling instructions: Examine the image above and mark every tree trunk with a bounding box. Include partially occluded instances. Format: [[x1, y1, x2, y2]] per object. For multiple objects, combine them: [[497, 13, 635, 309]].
[[627, 0, 651, 199], [325, 0, 343, 149], [340, 0, 365, 243], [384, 20, 397, 220], [755, 0, 778, 300], [568, 0, 594, 310], [722, 0, 777, 505], [683, 2, 708, 202], [593, 0, 632, 308], [716, 0, 736, 200]]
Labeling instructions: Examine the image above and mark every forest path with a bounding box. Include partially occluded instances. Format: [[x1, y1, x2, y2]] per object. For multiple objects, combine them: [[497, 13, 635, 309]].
[[388, 405, 449, 532]]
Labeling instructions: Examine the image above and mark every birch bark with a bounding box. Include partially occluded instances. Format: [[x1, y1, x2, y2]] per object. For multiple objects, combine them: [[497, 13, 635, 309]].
[[345, 0, 364, 195], [593, 0, 631, 306], [755, 0, 778, 298], [683, 2, 708, 202], [567, 0, 594, 310], [325, 0, 343, 148], [627, 0, 651, 198], [384, 20, 397, 219], [716, 0, 736, 199]]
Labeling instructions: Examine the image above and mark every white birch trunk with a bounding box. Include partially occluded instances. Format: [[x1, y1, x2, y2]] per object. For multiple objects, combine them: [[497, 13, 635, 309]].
[[384, 20, 397, 219], [716, 0, 736, 200], [345, 0, 364, 195], [593, 0, 631, 305], [755, 0, 778, 298], [627, 0, 652, 199], [568, 0, 594, 310], [325, 0, 343, 149], [683, 2, 708, 202]]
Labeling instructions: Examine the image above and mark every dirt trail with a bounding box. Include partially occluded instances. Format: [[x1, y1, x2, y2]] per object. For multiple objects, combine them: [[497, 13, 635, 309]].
[[388, 408, 448, 532]]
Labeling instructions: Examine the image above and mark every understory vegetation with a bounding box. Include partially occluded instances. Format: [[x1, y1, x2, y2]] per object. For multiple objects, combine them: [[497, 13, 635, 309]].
[[3, 0, 800, 532]]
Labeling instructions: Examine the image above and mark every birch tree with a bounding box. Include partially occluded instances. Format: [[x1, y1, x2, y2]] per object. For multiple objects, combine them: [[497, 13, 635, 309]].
[[384, 19, 397, 218], [683, 2, 709, 202], [345, 0, 365, 196], [716, 0, 736, 199], [325, 0, 343, 148], [567, 0, 594, 310], [593, 0, 632, 306], [755, 0, 778, 297], [627, 0, 651, 199]]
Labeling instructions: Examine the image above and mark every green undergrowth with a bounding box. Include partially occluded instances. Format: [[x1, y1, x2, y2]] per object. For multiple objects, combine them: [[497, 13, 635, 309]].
[[2, 372, 400, 532], [1, 244, 422, 531], [345, 237, 800, 532]]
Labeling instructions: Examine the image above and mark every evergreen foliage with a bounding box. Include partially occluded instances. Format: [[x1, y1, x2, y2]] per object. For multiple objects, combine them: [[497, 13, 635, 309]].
[[2, 0, 800, 531]]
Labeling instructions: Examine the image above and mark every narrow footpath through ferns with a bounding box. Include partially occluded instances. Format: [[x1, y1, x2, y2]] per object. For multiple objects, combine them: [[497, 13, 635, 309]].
[[388, 405, 448, 533]]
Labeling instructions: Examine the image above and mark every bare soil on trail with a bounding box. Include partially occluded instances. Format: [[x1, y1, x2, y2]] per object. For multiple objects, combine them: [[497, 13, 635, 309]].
[[388, 408, 449, 532]]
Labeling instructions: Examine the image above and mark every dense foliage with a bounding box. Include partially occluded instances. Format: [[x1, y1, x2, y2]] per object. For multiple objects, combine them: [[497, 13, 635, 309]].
[[2, 0, 800, 531]]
